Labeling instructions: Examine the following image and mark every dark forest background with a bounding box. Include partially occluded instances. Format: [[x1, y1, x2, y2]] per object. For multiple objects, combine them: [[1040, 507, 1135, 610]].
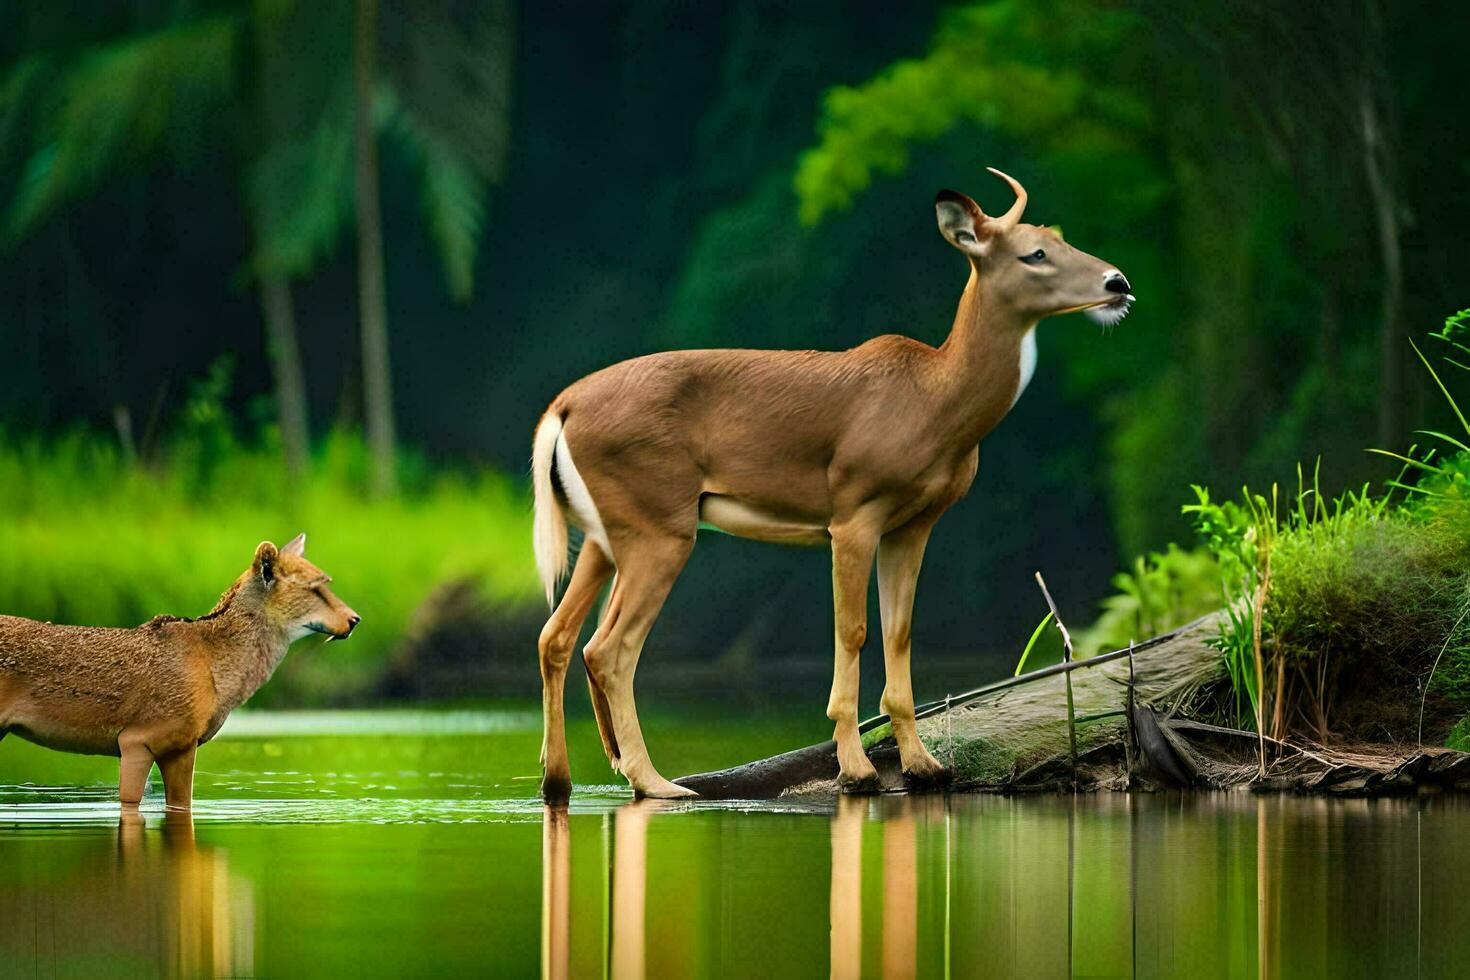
[[1, 0, 1466, 706]]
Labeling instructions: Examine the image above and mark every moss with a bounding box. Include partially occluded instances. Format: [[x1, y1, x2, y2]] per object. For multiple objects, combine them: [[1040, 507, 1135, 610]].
[[1265, 497, 1470, 739]]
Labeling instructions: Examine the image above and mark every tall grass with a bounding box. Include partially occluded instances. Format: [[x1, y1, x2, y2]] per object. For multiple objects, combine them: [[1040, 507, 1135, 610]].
[[0, 427, 538, 704]]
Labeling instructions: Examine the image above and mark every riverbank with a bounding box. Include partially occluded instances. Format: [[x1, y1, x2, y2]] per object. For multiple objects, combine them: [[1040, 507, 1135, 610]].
[[680, 614, 1470, 799]]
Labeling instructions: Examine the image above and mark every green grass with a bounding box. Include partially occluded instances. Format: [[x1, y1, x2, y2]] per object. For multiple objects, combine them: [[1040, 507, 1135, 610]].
[[1077, 311, 1470, 745], [0, 428, 538, 704]]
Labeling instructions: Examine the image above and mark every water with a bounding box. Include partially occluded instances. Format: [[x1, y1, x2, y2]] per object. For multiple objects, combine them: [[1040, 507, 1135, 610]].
[[3, 710, 1469, 978]]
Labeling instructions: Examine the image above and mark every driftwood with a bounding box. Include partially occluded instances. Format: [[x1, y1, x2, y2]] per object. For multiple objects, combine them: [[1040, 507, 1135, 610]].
[[678, 615, 1225, 798], [675, 613, 1470, 799]]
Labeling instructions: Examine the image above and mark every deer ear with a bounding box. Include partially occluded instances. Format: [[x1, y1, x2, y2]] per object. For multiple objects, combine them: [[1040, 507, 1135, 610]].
[[255, 541, 279, 587], [935, 189, 988, 257], [281, 532, 306, 557]]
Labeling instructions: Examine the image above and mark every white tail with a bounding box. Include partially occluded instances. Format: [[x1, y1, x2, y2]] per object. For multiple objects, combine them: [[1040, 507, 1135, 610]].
[[532, 413, 569, 609]]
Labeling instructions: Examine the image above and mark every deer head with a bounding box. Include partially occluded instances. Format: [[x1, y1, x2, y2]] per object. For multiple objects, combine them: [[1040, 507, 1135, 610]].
[[935, 168, 1133, 327]]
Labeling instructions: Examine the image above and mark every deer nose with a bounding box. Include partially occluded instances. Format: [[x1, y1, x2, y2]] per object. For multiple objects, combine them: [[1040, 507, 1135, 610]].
[[1104, 271, 1131, 295], [345, 612, 362, 633]]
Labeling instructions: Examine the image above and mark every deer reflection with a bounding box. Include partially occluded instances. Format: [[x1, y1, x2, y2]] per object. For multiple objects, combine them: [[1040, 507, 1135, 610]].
[[829, 795, 932, 980], [829, 795, 864, 980], [0, 810, 250, 977], [542, 805, 571, 980], [541, 800, 660, 980], [611, 801, 655, 980]]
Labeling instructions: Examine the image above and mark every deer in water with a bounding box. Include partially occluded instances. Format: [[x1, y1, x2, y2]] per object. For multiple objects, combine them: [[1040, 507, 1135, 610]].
[[0, 534, 359, 809], [532, 169, 1132, 800]]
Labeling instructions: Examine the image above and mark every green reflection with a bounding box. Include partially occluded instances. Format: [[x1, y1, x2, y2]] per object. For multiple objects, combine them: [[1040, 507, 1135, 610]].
[[3, 714, 1468, 977]]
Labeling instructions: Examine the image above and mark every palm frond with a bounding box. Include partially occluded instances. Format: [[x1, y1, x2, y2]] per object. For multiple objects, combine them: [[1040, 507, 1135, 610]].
[[379, 0, 514, 300], [247, 105, 354, 279], [6, 15, 241, 240]]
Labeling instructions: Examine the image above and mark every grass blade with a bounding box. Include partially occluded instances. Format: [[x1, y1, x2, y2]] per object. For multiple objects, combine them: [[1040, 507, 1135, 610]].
[[1015, 611, 1054, 677]]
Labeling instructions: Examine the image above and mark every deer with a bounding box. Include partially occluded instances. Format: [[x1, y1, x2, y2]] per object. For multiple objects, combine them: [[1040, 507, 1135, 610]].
[[0, 534, 359, 809], [531, 169, 1132, 801]]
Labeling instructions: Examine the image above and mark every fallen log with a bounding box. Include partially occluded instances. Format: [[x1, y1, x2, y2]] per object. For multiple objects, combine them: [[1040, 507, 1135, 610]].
[[674, 613, 1470, 799], [678, 614, 1225, 798]]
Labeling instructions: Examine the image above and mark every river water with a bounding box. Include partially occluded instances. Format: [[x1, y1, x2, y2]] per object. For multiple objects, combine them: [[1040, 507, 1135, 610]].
[[2, 710, 1467, 977]]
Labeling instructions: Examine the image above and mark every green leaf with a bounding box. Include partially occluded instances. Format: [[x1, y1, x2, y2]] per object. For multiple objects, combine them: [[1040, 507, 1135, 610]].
[[247, 107, 354, 278], [1014, 610, 1054, 676], [1411, 338, 1470, 439], [6, 15, 241, 240]]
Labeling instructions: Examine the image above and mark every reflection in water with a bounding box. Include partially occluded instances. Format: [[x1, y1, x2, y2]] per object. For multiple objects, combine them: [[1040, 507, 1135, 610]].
[[0, 810, 252, 977], [539, 792, 1470, 978], [5, 788, 1466, 976], [880, 800, 916, 980], [542, 805, 570, 980], [612, 802, 653, 980], [828, 796, 863, 980]]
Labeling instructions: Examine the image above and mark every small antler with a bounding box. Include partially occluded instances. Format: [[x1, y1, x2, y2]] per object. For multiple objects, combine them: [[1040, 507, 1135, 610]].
[[984, 167, 1027, 233]]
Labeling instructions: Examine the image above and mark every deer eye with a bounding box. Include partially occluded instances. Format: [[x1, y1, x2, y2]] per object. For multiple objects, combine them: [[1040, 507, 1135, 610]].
[[1019, 248, 1046, 265]]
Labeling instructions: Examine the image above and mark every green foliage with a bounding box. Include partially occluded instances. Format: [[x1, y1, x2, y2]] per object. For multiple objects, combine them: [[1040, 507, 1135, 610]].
[[1180, 483, 1280, 731], [5, 14, 241, 240], [1014, 611, 1053, 675], [1073, 544, 1220, 658], [246, 100, 355, 278], [378, 0, 513, 302], [794, 0, 1157, 226], [1447, 715, 1470, 753], [0, 426, 538, 705], [1266, 487, 1470, 732], [787, 0, 1444, 568], [1, 1, 512, 301], [1179, 464, 1470, 742]]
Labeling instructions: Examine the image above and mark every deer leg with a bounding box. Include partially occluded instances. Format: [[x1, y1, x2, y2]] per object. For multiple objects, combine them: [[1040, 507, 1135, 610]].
[[540, 542, 615, 803], [583, 534, 695, 799], [828, 522, 880, 788], [117, 736, 155, 807], [877, 519, 948, 781], [586, 574, 621, 769], [157, 743, 198, 810]]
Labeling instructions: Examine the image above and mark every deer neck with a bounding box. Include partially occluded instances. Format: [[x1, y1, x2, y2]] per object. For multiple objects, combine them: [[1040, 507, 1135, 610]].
[[935, 268, 1038, 446], [194, 606, 293, 714]]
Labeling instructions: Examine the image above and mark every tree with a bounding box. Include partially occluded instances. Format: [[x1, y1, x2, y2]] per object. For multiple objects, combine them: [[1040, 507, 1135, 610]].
[[354, 0, 394, 496], [790, 0, 1425, 554], [0, 0, 515, 494]]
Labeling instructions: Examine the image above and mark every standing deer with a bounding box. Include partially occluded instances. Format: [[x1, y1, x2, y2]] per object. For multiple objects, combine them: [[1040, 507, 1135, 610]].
[[532, 169, 1132, 801]]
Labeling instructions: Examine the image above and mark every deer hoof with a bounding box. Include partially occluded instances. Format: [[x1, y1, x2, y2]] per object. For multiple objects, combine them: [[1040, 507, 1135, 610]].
[[541, 771, 572, 804], [903, 763, 952, 788], [633, 777, 698, 800], [837, 766, 881, 794], [902, 751, 951, 783]]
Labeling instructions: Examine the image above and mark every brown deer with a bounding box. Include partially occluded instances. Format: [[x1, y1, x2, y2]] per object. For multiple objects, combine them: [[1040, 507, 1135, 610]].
[[0, 534, 359, 809], [532, 169, 1132, 801]]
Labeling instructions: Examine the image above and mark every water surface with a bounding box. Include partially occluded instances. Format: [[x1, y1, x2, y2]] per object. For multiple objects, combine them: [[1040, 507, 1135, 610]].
[[2, 710, 1467, 977]]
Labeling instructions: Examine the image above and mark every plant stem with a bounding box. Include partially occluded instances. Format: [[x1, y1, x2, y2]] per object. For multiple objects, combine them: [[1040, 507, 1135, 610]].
[[1252, 552, 1270, 778], [1035, 572, 1078, 782]]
